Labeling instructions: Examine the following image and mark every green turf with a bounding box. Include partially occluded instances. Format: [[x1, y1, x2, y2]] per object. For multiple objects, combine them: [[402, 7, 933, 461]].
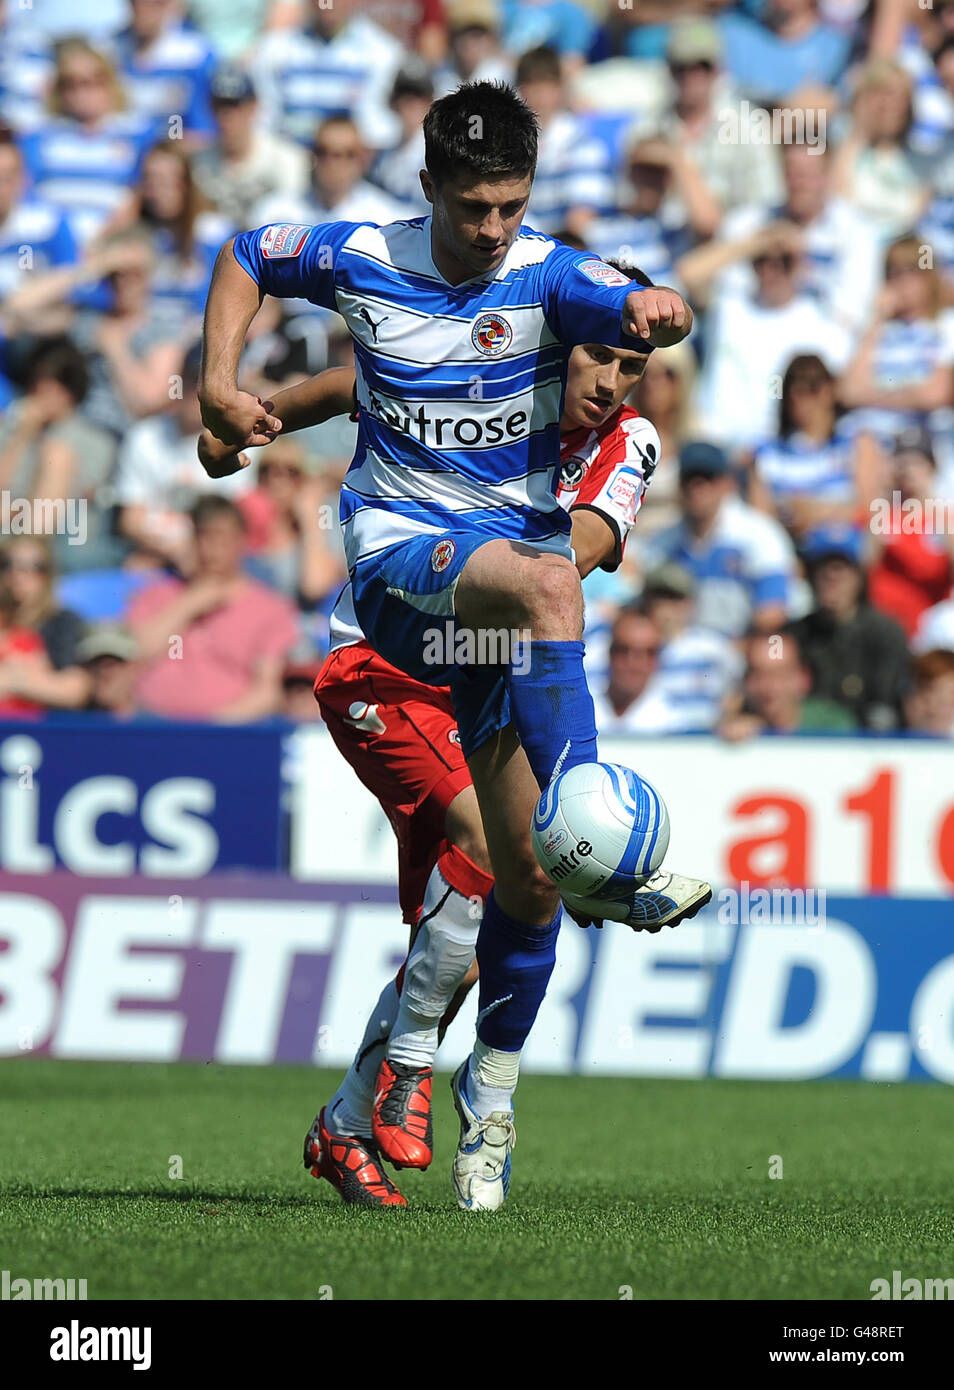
[[1, 1059, 951, 1300]]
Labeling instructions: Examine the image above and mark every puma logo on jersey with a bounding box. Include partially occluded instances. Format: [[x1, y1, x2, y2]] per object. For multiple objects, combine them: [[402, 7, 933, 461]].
[[357, 307, 388, 342]]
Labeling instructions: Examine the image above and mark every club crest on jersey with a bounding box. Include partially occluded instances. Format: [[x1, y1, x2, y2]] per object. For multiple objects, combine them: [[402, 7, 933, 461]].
[[260, 224, 309, 259], [560, 456, 588, 489], [471, 313, 513, 356], [431, 539, 456, 573], [577, 259, 630, 287]]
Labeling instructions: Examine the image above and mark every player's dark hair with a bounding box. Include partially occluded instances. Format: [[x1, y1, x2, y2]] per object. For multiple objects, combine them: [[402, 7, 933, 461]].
[[191, 494, 247, 533], [423, 81, 538, 188]]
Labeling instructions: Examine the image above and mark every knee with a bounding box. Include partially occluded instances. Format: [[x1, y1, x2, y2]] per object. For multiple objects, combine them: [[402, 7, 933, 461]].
[[517, 556, 582, 638], [495, 858, 560, 925]]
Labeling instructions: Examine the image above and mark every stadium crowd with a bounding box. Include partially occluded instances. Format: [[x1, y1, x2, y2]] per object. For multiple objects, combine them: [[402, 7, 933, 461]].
[[1, 0, 954, 737]]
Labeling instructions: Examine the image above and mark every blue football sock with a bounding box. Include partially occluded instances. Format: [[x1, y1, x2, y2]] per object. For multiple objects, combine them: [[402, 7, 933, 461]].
[[506, 639, 597, 789], [474, 891, 561, 1053]]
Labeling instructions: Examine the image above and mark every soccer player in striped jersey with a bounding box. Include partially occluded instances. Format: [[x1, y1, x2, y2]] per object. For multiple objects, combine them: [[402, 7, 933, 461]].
[[200, 322, 705, 1208], [200, 82, 710, 1210]]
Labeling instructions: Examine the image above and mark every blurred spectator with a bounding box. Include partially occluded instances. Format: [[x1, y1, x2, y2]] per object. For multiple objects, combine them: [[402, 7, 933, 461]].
[[254, 115, 406, 229], [126, 494, 299, 721], [253, 0, 405, 150], [111, 0, 217, 141], [838, 234, 954, 450], [516, 46, 612, 235], [18, 39, 157, 247], [190, 66, 309, 227], [436, 0, 513, 92], [720, 628, 858, 740], [657, 19, 786, 223], [281, 658, 324, 722], [904, 648, 954, 735], [369, 61, 433, 215], [105, 141, 232, 330], [640, 441, 797, 639], [708, 141, 881, 339], [912, 590, 954, 654], [70, 230, 183, 439], [581, 129, 708, 283], [500, 0, 598, 72], [788, 524, 911, 730], [688, 223, 852, 450], [868, 428, 954, 638], [591, 605, 682, 734], [749, 354, 878, 538], [76, 624, 141, 718], [0, 0, 54, 131], [370, 0, 449, 69], [0, 338, 119, 572], [238, 438, 346, 607], [115, 342, 251, 571], [909, 31, 954, 157], [0, 536, 90, 709], [186, 0, 284, 64], [832, 60, 929, 243], [627, 341, 696, 539], [0, 582, 49, 717], [641, 563, 743, 732], [718, 0, 852, 105], [0, 131, 77, 304]]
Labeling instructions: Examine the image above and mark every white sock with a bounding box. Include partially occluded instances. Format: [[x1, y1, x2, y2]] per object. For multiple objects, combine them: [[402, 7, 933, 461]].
[[387, 861, 480, 1068], [466, 1037, 520, 1117], [324, 978, 400, 1137]]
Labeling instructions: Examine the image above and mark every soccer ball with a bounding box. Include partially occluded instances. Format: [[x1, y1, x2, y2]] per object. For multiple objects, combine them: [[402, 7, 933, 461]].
[[530, 762, 670, 899]]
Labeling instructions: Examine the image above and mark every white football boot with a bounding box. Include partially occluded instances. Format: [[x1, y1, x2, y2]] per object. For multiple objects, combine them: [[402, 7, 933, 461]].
[[562, 869, 712, 933], [450, 1060, 517, 1212]]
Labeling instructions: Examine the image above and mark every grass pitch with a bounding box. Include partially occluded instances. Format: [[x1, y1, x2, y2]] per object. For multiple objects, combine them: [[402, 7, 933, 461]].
[[1, 1059, 951, 1301]]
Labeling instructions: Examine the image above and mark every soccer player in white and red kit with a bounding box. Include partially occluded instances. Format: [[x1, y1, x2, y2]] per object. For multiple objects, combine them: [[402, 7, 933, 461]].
[[200, 316, 666, 1206]]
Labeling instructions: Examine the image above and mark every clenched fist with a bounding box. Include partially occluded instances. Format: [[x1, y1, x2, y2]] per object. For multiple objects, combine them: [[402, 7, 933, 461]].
[[623, 286, 693, 348]]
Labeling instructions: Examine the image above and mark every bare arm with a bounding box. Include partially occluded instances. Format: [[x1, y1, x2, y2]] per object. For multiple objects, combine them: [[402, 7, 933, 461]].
[[569, 508, 618, 578], [197, 366, 357, 478], [198, 238, 281, 446]]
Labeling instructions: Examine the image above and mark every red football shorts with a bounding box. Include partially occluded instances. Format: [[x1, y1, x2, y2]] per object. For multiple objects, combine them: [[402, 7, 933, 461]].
[[313, 641, 475, 924]]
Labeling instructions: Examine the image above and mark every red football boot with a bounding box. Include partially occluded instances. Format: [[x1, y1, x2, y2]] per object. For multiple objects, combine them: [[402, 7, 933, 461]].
[[304, 1107, 407, 1207], [372, 1059, 434, 1169]]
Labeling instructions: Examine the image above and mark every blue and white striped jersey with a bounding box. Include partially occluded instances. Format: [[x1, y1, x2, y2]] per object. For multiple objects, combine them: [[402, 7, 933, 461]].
[[753, 424, 857, 507], [232, 217, 647, 573], [0, 198, 77, 300], [18, 115, 158, 247]]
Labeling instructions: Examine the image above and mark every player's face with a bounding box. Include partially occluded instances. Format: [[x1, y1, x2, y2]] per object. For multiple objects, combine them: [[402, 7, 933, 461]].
[[423, 172, 532, 282], [564, 343, 647, 429]]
